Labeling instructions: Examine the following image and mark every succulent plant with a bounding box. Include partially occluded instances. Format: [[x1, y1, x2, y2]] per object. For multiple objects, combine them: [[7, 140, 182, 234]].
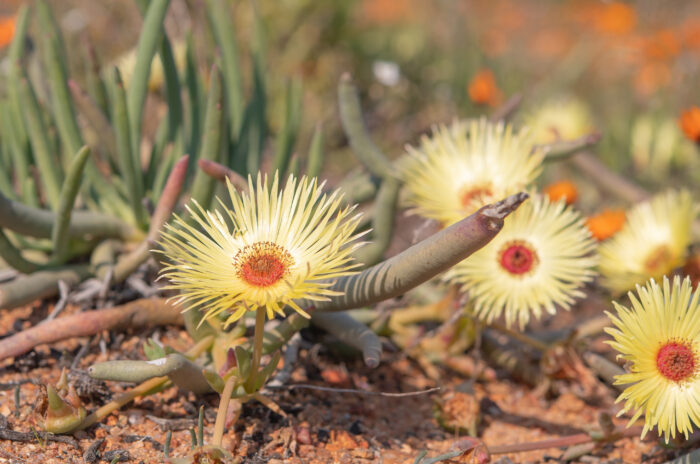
[[25, 68, 524, 455], [0, 0, 316, 311]]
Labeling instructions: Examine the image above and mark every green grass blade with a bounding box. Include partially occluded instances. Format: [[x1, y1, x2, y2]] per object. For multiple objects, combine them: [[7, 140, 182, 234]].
[[184, 34, 203, 175], [245, 0, 267, 174], [36, 0, 84, 159], [134, 0, 183, 149], [150, 151, 176, 201], [189, 66, 224, 210], [231, 104, 251, 173], [0, 153, 17, 200], [50, 146, 91, 264], [338, 74, 394, 179], [152, 35, 185, 196], [272, 77, 303, 174], [84, 42, 110, 117], [21, 177, 39, 208], [0, 103, 29, 188], [247, 61, 267, 174], [17, 76, 63, 210], [151, 132, 184, 200], [7, 6, 31, 170], [68, 79, 118, 167], [35, 1, 115, 208], [145, 116, 170, 194], [126, 0, 171, 167], [285, 153, 299, 177], [351, 178, 400, 267], [205, 0, 244, 138], [305, 123, 324, 178], [110, 68, 148, 229], [157, 37, 183, 143], [0, 143, 8, 172], [8, 6, 30, 67]]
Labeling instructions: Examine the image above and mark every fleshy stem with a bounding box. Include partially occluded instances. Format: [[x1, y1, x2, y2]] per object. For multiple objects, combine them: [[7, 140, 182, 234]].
[[246, 307, 266, 392], [80, 376, 168, 430], [78, 335, 214, 429], [212, 375, 236, 447], [489, 322, 550, 352]]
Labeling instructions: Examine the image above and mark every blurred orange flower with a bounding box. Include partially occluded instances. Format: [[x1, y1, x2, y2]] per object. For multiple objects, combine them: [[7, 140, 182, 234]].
[[530, 28, 572, 60], [681, 18, 700, 50], [679, 106, 700, 143], [0, 14, 16, 49], [544, 180, 578, 205], [634, 62, 671, 97], [585, 209, 626, 241], [468, 69, 502, 106], [361, 0, 414, 24], [594, 2, 636, 36], [642, 29, 681, 61]]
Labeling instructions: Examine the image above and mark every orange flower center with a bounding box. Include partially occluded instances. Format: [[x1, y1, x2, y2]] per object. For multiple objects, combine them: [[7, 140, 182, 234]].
[[656, 341, 697, 383], [498, 240, 539, 276], [595, 2, 636, 36], [234, 241, 293, 287], [459, 184, 492, 210], [643, 244, 672, 274]]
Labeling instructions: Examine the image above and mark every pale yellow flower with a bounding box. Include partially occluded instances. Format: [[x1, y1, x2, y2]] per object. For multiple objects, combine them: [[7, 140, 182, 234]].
[[399, 118, 544, 226], [606, 276, 700, 442], [113, 40, 187, 91], [448, 195, 597, 328], [159, 173, 364, 326], [599, 190, 697, 294], [525, 96, 595, 146]]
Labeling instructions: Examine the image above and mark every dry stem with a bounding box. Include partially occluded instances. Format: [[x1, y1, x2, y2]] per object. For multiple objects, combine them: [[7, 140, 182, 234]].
[[0, 298, 183, 361]]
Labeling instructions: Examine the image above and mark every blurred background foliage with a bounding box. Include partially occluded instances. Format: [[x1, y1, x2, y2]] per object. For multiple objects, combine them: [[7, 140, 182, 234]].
[[0, 0, 698, 200]]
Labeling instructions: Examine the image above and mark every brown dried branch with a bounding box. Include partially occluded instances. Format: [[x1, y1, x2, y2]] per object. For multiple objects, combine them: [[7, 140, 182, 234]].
[[489, 93, 523, 123], [571, 152, 649, 203], [0, 298, 183, 361], [267, 384, 440, 397]]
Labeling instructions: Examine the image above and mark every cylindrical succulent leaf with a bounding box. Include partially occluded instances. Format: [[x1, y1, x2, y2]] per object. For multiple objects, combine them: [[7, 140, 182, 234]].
[[299, 193, 529, 312]]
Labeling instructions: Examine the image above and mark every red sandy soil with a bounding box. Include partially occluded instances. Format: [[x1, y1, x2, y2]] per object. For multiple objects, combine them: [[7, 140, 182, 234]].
[[0, 300, 691, 463]]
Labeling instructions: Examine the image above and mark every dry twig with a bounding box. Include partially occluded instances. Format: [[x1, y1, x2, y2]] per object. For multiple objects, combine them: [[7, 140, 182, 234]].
[[0, 298, 183, 361]]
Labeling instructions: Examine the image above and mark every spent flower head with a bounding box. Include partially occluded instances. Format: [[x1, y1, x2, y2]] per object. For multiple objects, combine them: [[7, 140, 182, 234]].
[[606, 275, 700, 442], [158, 172, 364, 326]]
